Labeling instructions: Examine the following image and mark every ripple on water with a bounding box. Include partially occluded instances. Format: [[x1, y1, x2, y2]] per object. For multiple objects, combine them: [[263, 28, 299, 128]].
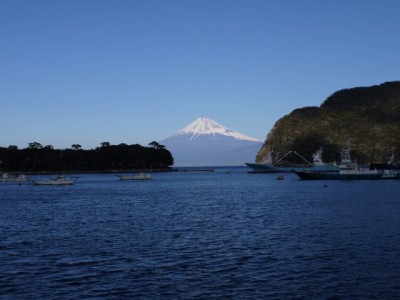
[[1, 172, 400, 298]]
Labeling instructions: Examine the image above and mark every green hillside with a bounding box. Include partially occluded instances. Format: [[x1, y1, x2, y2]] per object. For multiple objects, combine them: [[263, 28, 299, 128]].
[[256, 81, 400, 164]]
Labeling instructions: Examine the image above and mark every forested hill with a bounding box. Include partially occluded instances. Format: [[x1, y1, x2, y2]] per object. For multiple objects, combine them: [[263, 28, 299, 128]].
[[256, 81, 400, 164], [0, 142, 174, 173]]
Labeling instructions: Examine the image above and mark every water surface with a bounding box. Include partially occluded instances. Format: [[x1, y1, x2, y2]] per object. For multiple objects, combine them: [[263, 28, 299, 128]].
[[1, 169, 400, 299]]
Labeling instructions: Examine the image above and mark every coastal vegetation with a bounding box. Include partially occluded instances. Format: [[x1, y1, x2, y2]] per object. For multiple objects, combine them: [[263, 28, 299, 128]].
[[0, 141, 173, 173], [257, 81, 400, 164]]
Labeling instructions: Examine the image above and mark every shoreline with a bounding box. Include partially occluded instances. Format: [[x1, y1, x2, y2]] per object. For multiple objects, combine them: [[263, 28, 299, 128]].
[[2, 168, 174, 175]]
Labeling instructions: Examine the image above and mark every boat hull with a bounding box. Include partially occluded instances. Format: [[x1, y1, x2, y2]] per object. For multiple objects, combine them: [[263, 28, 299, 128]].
[[245, 163, 339, 173], [295, 170, 400, 180], [32, 181, 74, 185], [118, 177, 152, 180], [0, 179, 28, 182], [117, 174, 153, 180]]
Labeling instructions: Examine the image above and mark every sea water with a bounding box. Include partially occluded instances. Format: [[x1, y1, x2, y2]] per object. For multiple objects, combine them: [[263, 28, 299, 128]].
[[1, 168, 400, 299]]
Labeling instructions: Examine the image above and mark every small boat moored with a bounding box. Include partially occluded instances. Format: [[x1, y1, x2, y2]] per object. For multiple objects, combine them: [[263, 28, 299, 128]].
[[32, 174, 75, 186], [116, 172, 153, 180], [0, 173, 28, 182]]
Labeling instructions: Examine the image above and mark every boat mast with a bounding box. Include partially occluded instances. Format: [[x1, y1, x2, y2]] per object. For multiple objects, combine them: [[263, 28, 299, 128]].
[[272, 150, 313, 166], [340, 139, 352, 164]]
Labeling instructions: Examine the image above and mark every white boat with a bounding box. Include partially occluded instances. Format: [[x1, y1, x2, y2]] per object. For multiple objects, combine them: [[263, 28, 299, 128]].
[[0, 173, 28, 182], [116, 172, 153, 180], [32, 174, 75, 186]]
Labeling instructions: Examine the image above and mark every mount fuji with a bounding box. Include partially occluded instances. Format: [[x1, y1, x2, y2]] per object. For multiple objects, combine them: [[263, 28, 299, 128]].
[[161, 117, 263, 166]]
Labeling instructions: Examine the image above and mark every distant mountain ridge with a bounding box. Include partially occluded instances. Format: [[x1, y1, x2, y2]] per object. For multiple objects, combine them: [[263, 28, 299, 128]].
[[162, 117, 263, 166], [256, 81, 400, 164]]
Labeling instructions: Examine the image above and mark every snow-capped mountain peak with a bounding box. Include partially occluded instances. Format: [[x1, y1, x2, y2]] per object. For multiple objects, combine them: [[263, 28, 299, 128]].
[[175, 117, 262, 142], [161, 117, 263, 166]]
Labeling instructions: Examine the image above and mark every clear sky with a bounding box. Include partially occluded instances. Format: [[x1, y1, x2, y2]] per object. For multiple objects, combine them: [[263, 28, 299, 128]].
[[1, 0, 399, 149]]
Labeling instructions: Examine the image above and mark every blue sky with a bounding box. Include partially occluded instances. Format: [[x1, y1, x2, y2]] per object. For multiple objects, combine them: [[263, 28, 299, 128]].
[[1, 0, 399, 149]]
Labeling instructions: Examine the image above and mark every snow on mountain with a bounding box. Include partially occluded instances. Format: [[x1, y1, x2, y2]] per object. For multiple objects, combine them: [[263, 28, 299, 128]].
[[161, 117, 263, 166], [176, 117, 262, 142]]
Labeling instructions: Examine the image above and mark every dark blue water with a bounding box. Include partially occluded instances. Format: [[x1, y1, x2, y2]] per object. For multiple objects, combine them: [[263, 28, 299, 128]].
[[1, 168, 400, 299]]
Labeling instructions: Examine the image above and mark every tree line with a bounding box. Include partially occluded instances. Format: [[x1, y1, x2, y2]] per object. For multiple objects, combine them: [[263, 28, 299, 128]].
[[0, 141, 174, 172]]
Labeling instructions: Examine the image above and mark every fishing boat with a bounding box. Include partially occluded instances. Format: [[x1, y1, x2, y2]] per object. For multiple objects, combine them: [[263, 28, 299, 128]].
[[369, 152, 400, 170], [32, 174, 75, 185], [116, 172, 153, 180], [295, 142, 400, 180], [246, 148, 339, 173], [0, 173, 28, 182]]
